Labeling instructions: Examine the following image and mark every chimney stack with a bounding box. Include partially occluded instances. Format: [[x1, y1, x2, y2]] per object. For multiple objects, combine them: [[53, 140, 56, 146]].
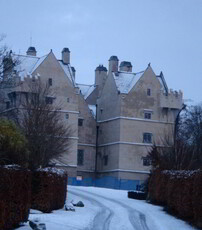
[[26, 47, 37, 56], [108, 56, 119, 73], [62, 48, 70, 64], [119, 61, 132, 72]]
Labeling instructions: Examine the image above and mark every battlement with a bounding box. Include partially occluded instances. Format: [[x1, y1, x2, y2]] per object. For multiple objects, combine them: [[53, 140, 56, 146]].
[[160, 89, 183, 109]]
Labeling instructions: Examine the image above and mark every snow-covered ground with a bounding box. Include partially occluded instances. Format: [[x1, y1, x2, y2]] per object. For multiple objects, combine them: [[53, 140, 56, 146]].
[[16, 185, 198, 230]]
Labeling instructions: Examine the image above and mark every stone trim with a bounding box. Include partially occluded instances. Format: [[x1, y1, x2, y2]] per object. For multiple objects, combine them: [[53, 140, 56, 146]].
[[97, 116, 174, 124], [78, 143, 96, 147], [97, 169, 150, 174], [98, 141, 153, 147]]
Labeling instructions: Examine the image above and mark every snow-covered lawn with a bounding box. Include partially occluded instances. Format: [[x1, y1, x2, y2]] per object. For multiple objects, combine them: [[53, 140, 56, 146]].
[[16, 185, 198, 230]]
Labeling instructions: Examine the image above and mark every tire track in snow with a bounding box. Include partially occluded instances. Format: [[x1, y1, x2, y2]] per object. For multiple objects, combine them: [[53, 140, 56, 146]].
[[68, 190, 114, 230], [72, 187, 154, 230]]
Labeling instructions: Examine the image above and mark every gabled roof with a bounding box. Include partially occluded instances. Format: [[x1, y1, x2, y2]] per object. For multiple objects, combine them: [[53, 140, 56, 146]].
[[13, 53, 75, 86], [113, 71, 144, 94], [113, 67, 169, 94], [76, 83, 96, 99], [58, 60, 76, 86]]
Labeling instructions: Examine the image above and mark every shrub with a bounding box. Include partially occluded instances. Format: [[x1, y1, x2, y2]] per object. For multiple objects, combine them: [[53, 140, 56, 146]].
[[0, 165, 31, 230], [0, 119, 29, 167], [31, 167, 67, 213], [192, 171, 202, 228]]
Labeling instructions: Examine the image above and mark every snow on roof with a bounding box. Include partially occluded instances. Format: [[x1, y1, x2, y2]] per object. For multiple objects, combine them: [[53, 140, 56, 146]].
[[88, 104, 96, 118], [77, 83, 96, 99], [14, 54, 39, 79], [59, 61, 76, 86], [113, 71, 144, 94]]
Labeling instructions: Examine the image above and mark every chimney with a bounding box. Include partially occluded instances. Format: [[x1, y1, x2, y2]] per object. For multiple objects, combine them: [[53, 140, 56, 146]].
[[119, 61, 132, 72], [26, 47, 37, 56], [62, 47, 70, 64], [108, 56, 119, 73], [71, 66, 76, 79]]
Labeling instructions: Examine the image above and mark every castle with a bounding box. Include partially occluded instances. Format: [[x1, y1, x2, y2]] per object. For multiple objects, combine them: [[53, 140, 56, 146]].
[[1, 47, 183, 189]]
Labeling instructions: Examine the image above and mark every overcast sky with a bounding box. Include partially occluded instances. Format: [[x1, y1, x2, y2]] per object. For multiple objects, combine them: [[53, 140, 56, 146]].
[[0, 0, 202, 103]]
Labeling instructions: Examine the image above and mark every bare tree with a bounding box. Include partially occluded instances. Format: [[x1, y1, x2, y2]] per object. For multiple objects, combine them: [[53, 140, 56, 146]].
[[148, 104, 202, 170], [18, 79, 72, 170]]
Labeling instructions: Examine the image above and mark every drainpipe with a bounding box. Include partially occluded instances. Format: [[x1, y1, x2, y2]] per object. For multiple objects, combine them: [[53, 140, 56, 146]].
[[95, 104, 99, 175]]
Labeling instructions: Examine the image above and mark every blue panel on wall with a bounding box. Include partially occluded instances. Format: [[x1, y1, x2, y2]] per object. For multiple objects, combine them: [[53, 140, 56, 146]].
[[68, 176, 140, 190]]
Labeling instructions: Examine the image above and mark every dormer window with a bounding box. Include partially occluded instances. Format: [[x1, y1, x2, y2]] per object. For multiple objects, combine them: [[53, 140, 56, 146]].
[[147, 88, 151, 96]]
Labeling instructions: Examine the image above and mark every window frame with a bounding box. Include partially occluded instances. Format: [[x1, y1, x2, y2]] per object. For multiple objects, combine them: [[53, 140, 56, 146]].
[[143, 132, 152, 143], [77, 149, 84, 166], [78, 118, 83, 126], [147, 88, 151, 96], [103, 155, 108, 166], [48, 78, 53, 86], [144, 112, 151, 119]]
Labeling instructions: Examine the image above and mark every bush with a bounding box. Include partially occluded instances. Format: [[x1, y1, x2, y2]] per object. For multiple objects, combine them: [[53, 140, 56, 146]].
[[31, 167, 67, 213], [192, 171, 202, 228], [0, 165, 31, 230], [148, 169, 202, 229], [0, 119, 29, 167]]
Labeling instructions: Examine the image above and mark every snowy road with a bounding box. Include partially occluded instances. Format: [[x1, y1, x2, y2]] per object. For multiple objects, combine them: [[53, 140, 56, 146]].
[[16, 186, 197, 230]]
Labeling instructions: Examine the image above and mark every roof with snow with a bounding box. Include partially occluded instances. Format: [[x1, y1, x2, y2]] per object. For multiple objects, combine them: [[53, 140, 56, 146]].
[[14, 54, 47, 80], [13, 53, 75, 86], [113, 71, 144, 94], [76, 83, 96, 99], [113, 69, 168, 94]]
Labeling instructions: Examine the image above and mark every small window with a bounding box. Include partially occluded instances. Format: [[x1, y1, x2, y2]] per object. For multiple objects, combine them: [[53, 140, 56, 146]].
[[67, 98, 70, 103], [6, 101, 10, 109], [49, 78, 52, 86], [78, 118, 83, 126], [104, 155, 108, 166], [144, 112, 151, 119], [147, 88, 151, 96], [65, 114, 69, 119], [77, 149, 84, 166], [45, 97, 53, 104], [143, 133, 152, 143], [142, 157, 152, 166]]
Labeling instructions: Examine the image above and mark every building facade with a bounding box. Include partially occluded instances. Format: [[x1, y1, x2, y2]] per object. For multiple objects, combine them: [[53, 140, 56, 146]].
[[1, 48, 183, 190]]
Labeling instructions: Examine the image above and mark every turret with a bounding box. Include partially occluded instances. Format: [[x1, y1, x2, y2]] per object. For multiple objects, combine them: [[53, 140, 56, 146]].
[[108, 56, 119, 73], [119, 61, 132, 72], [26, 47, 37, 56], [62, 47, 70, 64]]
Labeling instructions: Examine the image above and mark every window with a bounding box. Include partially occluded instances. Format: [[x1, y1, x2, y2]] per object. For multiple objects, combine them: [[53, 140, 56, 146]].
[[67, 98, 70, 103], [6, 101, 10, 109], [142, 157, 152, 166], [49, 78, 52, 86], [65, 114, 69, 119], [104, 155, 108, 166], [143, 133, 152, 143], [78, 118, 83, 126], [77, 149, 84, 166], [45, 97, 53, 104], [147, 88, 151, 96], [144, 112, 151, 119]]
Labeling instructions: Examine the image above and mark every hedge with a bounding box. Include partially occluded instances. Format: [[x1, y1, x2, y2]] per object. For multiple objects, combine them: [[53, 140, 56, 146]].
[[31, 167, 67, 213], [0, 165, 31, 230], [148, 169, 201, 228]]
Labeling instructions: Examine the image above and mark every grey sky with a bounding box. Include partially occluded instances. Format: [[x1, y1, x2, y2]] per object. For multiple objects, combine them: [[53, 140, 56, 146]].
[[0, 0, 202, 103]]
